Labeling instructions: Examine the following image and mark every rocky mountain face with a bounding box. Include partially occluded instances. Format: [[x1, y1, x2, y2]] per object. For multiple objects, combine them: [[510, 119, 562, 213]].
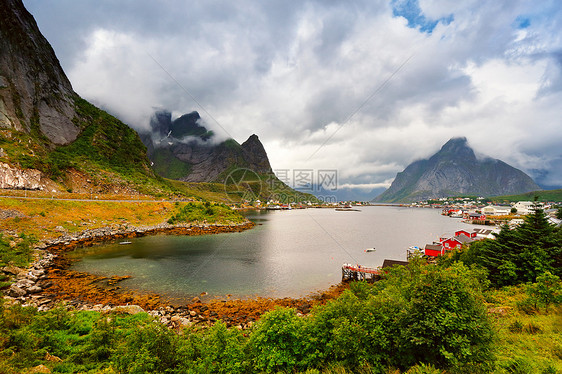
[[140, 110, 273, 182], [374, 137, 541, 203], [0, 0, 155, 193], [0, 0, 79, 145]]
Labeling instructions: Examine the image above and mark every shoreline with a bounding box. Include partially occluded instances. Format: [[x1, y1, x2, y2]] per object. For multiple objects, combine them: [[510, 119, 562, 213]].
[[3, 220, 347, 328]]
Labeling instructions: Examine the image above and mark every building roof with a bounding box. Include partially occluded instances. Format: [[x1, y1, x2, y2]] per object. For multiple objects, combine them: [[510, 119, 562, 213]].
[[453, 235, 474, 244], [473, 228, 493, 235], [425, 244, 443, 250], [382, 259, 409, 269]]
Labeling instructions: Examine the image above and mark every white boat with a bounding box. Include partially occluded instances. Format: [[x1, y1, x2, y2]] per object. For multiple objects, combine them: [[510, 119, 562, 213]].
[[119, 241, 132, 245], [365, 247, 376, 252]]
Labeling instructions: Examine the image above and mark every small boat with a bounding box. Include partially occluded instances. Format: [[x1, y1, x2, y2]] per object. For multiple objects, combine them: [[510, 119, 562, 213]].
[[365, 247, 376, 252], [119, 241, 132, 245]]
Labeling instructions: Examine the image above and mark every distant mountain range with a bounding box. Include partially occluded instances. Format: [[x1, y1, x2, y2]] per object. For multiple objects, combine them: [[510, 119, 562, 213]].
[[374, 137, 541, 203], [139, 110, 272, 183]]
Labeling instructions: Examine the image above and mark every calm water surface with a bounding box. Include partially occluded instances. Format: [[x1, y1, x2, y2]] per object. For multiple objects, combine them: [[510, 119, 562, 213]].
[[70, 206, 485, 301]]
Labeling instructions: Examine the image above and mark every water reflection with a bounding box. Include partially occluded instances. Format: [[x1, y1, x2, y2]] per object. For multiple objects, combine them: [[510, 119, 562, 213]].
[[70, 206, 484, 300]]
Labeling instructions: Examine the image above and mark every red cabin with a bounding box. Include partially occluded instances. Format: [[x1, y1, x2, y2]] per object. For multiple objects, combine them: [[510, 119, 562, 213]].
[[424, 243, 444, 257], [442, 235, 475, 250], [454, 230, 477, 239]]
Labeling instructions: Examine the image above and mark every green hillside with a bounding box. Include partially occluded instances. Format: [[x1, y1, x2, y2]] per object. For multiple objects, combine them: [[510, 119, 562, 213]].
[[490, 189, 562, 203]]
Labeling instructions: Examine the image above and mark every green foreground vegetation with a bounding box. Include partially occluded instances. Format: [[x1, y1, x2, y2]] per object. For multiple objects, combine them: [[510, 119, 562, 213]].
[[1, 204, 561, 373]]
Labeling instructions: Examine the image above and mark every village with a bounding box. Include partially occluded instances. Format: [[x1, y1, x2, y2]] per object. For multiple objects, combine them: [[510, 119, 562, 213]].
[[408, 198, 562, 258]]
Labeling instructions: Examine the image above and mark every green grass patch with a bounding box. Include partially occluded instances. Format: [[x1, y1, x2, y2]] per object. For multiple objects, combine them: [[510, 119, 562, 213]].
[[167, 202, 246, 225], [0, 233, 35, 267], [491, 189, 562, 203]]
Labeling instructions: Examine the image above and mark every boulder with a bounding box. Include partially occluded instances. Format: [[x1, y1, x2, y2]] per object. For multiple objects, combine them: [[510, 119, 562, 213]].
[[8, 285, 26, 297], [28, 285, 42, 294], [2, 265, 25, 276]]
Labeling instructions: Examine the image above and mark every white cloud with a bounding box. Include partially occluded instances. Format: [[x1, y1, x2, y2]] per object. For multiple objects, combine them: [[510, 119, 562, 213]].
[[24, 0, 562, 192]]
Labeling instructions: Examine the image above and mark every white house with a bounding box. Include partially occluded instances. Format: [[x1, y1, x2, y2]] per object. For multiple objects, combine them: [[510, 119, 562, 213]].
[[512, 201, 542, 215], [473, 228, 497, 239], [481, 205, 512, 216]]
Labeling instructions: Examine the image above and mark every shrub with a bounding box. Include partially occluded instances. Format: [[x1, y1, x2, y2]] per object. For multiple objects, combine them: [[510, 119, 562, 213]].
[[248, 307, 307, 373], [526, 271, 562, 311], [396, 263, 495, 371], [114, 322, 179, 374], [176, 321, 246, 373]]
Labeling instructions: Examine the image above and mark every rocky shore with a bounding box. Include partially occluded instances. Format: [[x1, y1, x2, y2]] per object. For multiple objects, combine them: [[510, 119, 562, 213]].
[[2, 220, 347, 329]]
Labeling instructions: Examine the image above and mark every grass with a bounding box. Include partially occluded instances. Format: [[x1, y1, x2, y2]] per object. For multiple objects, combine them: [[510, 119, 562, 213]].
[[0, 233, 35, 268], [486, 286, 562, 373], [0, 197, 197, 240], [491, 189, 562, 203], [167, 202, 246, 225]]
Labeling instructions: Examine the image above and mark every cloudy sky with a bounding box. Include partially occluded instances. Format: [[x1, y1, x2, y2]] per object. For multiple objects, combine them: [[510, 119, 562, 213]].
[[24, 0, 562, 198]]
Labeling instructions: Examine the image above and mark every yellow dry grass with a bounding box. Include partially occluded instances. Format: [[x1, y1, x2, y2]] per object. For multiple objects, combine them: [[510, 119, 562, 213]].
[[0, 197, 175, 240]]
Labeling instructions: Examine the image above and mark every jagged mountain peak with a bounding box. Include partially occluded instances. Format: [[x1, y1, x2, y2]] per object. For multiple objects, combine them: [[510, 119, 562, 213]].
[[241, 134, 261, 147], [374, 137, 540, 203], [141, 111, 272, 182], [431, 137, 476, 161]]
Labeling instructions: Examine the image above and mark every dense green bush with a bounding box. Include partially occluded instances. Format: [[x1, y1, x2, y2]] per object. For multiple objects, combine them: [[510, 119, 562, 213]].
[[248, 307, 308, 372], [114, 322, 180, 374], [178, 321, 246, 373]]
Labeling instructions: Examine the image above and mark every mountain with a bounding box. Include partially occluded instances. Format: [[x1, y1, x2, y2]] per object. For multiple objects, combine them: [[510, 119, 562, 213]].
[[0, 0, 78, 145], [0, 0, 314, 204], [0, 0, 187, 195], [374, 137, 541, 203], [140, 110, 272, 182]]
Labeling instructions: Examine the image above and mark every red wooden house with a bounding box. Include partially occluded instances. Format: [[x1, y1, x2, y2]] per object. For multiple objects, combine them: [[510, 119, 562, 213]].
[[454, 229, 477, 239], [468, 213, 486, 220], [442, 235, 474, 250], [424, 243, 444, 256]]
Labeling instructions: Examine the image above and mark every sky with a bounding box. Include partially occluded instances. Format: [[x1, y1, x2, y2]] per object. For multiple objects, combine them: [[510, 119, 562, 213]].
[[23, 0, 562, 199]]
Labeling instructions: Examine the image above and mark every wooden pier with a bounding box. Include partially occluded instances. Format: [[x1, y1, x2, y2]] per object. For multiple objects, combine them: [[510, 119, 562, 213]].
[[341, 264, 381, 282]]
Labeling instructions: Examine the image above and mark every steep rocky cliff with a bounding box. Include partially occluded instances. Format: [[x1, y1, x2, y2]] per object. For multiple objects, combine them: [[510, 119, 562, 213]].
[[141, 110, 272, 182], [0, 0, 79, 144], [0, 162, 41, 189], [374, 137, 541, 203], [0, 0, 155, 192]]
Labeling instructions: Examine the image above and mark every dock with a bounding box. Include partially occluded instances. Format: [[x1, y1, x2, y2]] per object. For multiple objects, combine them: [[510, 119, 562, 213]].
[[341, 264, 381, 282]]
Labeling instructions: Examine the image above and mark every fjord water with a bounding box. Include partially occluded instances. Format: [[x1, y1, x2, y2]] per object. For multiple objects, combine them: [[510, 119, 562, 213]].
[[70, 206, 481, 301]]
